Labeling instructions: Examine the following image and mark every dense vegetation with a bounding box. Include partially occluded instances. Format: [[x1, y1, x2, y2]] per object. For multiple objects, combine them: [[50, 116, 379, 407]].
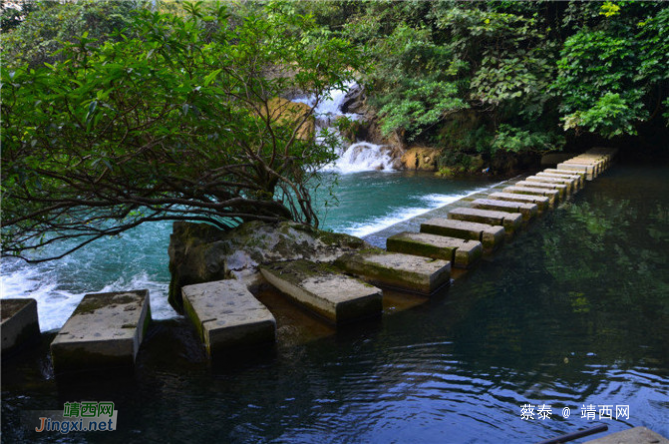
[[306, 1, 669, 170], [1, 0, 361, 261], [1, 0, 667, 261]]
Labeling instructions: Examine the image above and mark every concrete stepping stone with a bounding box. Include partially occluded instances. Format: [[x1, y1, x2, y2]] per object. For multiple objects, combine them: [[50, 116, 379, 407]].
[[470, 198, 538, 221], [447, 207, 522, 234], [50, 290, 151, 374], [386, 231, 482, 269], [525, 175, 575, 194], [334, 251, 451, 295], [534, 173, 581, 191], [420, 218, 505, 250], [556, 161, 597, 180], [260, 260, 382, 324], [515, 180, 568, 199], [182, 280, 276, 356], [1, 298, 40, 356], [488, 192, 550, 212], [502, 186, 560, 207], [539, 170, 585, 189]]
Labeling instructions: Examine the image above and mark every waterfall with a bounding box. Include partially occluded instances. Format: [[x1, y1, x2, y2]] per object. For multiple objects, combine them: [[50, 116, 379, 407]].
[[292, 82, 398, 174]]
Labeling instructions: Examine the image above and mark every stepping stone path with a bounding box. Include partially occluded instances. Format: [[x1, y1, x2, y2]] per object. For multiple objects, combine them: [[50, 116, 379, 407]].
[[334, 250, 451, 294], [470, 198, 538, 221], [41, 148, 618, 373], [182, 280, 276, 357], [421, 218, 505, 250], [447, 207, 523, 234], [386, 231, 482, 268], [50, 290, 151, 374], [260, 260, 382, 324]]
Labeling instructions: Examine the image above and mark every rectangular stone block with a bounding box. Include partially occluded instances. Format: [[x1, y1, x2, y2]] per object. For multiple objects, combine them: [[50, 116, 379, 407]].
[[515, 180, 568, 199], [420, 218, 505, 250], [540, 170, 585, 189], [334, 251, 451, 295], [386, 231, 482, 269], [182, 280, 276, 356], [447, 207, 522, 234], [260, 260, 382, 324], [556, 162, 595, 180], [525, 175, 575, 194], [1, 298, 40, 356], [534, 173, 581, 191], [50, 290, 151, 374], [470, 198, 538, 221], [502, 186, 559, 207], [488, 192, 550, 212]]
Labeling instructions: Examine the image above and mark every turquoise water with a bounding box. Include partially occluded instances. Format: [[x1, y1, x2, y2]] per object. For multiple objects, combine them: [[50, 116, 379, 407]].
[[2, 165, 668, 443], [0, 171, 496, 331]]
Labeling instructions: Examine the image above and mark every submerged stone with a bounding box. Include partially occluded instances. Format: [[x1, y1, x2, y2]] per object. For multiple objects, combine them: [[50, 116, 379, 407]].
[[386, 231, 482, 269], [471, 198, 538, 221], [447, 207, 522, 234], [334, 251, 451, 295], [1, 298, 40, 356], [50, 290, 151, 374], [420, 218, 505, 250], [182, 280, 276, 356], [260, 260, 382, 324]]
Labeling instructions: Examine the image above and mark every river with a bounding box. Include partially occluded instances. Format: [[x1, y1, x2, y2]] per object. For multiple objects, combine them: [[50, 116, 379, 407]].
[[2, 163, 668, 443]]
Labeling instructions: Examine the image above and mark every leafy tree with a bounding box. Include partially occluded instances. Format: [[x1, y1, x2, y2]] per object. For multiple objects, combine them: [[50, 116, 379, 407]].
[[1, 1, 362, 262], [1, 0, 144, 69]]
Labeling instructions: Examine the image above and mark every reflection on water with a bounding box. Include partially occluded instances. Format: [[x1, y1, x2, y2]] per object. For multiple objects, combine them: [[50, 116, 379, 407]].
[[2, 165, 668, 443]]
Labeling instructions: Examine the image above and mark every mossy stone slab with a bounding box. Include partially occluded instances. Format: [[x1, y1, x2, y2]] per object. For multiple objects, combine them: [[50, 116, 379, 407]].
[[420, 218, 505, 250], [50, 290, 151, 374], [182, 280, 276, 357], [386, 231, 482, 269], [470, 198, 538, 221], [334, 252, 451, 295], [260, 260, 382, 324], [1, 298, 40, 356], [447, 207, 522, 234]]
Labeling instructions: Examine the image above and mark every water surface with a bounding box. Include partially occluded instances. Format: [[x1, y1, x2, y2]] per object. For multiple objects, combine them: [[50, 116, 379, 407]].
[[2, 164, 668, 443]]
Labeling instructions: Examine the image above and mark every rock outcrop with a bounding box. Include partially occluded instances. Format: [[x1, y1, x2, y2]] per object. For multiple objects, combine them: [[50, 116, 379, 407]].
[[168, 220, 369, 312], [401, 147, 442, 171]]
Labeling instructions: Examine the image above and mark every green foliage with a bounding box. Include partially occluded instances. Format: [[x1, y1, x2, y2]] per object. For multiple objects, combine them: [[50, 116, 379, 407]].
[[1, 0, 144, 69], [491, 124, 565, 154], [555, 2, 669, 137], [1, 1, 363, 262], [309, 0, 669, 163]]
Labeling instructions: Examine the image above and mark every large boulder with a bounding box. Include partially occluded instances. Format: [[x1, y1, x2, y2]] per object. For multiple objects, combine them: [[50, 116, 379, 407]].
[[168, 220, 369, 312]]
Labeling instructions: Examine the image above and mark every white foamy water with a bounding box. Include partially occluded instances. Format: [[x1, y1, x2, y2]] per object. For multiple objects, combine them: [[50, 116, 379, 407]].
[[0, 262, 177, 331], [340, 187, 496, 238], [322, 142, 396, 173]]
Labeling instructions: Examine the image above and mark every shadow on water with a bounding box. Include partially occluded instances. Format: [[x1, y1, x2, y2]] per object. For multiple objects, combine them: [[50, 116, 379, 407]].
[[2, 164, 669, 443]]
